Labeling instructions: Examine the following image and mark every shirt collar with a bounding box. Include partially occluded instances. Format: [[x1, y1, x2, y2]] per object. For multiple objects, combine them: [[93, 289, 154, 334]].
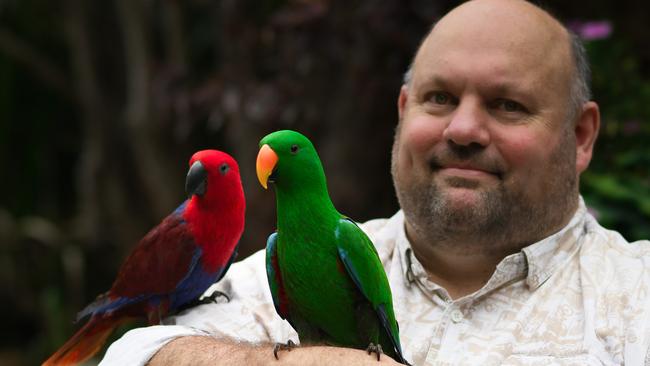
[[521, 197, 588, 289], [394, 212, 447, 295], [396, 196, 589, 295]]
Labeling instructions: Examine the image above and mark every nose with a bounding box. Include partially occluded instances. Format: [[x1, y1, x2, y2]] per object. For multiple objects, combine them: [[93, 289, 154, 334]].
[[442, 99, 491, 147]]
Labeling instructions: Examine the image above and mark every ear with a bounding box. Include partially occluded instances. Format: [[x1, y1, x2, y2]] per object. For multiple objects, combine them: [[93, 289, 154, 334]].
[[575, 101, 600, 174], [398, 85, 409, 120]]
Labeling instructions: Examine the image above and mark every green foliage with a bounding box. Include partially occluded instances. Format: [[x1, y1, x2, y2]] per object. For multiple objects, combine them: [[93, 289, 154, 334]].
[[581, 37, 650, 241]]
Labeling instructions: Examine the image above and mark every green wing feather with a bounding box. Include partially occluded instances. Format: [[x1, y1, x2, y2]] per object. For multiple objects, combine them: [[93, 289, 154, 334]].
[[335, 218, 405, 363]]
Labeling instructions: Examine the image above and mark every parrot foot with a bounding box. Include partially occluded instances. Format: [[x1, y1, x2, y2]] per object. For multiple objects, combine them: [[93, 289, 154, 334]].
[[366, 342, 383, 362], [273, 340, 297, 360], [176, 290, 230, 313], [199, 290, 230, 304]]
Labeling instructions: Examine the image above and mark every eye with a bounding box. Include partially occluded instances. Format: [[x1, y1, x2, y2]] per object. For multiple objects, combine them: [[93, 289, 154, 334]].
[[424, 91, 458, 106], [219, 163, 230, 175], [290, 144, 299, 154], [495, 99, 527, 113], [433, 92, 450, 104]]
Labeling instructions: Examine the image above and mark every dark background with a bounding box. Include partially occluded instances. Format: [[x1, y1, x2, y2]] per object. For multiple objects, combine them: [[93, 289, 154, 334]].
[[0, 1, 648, 364]]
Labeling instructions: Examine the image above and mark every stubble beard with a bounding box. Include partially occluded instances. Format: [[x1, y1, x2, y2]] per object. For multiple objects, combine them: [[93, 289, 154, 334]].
[[391, 130, 579, 256]]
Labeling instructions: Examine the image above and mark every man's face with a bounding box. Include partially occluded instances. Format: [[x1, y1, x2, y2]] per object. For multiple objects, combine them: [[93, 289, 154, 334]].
[[391, 12, 580, 250]]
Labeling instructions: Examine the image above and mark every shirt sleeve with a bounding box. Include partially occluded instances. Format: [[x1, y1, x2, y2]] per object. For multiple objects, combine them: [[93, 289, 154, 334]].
[[99, 249, 298, 366]]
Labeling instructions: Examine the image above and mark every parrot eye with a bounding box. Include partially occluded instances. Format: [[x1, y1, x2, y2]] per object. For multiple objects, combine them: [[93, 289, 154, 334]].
[[219, 163, 230, 175], [290, 144, 299, 154]]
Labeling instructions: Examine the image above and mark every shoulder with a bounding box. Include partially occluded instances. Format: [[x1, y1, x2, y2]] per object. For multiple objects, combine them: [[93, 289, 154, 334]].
[[579, 214, 650, 269], [217, 249, 268, 296], [578, 214, 650, 314], [576, 215, 650, 361]]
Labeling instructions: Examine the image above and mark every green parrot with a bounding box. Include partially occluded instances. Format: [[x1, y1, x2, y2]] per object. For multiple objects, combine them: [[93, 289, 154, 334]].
[[256, 130, 407, 364]]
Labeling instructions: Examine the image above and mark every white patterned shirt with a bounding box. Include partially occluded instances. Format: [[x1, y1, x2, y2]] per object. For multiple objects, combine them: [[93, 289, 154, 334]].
[[101, 198, 650, 365]]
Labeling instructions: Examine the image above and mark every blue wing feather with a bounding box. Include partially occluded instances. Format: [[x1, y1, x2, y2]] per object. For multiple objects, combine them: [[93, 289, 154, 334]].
[[265, 232, 289, 319], [376, 303, 406, 364], [215, 241, 240, 284]]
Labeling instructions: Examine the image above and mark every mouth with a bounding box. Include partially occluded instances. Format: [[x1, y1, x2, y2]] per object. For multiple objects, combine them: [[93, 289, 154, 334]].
[[430, 161, 503, 180]]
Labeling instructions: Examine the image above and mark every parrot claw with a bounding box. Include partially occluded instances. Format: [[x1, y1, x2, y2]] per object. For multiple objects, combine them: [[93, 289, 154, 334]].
[[273, 340, 297, 360], [176, 290, 230, 314], [201, 290, 230, 303], [366, 343, 383, 362]]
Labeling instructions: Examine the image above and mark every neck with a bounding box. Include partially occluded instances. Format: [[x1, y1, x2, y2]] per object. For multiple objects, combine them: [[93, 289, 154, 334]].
[[414, 246, 503, 300], [275, 186, 338, 231], [405, 222, 518, 300], [184, 194, 244, 257], [403, 197, 581, 299]]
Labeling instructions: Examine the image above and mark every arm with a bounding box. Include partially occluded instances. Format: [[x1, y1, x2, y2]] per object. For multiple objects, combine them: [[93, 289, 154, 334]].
[[148, 336, 402, 366]]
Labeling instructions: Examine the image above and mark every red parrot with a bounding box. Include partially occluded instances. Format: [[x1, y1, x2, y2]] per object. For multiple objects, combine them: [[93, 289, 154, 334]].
[[43, 150, 246, 366]]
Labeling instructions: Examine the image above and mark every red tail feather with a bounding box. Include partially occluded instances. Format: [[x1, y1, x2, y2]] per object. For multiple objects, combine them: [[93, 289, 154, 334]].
[[42, 316, 122, 366]]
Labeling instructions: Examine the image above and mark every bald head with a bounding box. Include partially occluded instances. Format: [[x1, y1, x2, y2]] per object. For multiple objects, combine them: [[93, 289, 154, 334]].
[[439, 0, 566, 34], [432, 0, 568, 45], [404, 0, 590, 119]]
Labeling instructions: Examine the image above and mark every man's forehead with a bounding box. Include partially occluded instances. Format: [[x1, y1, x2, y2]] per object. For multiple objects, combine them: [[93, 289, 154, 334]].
[[411, 0, 572, 87], [415, 71, 536, 96]]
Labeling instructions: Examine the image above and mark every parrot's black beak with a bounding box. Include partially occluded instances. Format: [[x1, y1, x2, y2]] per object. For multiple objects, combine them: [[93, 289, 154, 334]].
[[186, 161, 207, 197]]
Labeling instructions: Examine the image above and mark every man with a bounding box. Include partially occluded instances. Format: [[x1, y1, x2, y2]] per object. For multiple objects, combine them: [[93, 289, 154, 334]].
[[101, 0, 650, 364]]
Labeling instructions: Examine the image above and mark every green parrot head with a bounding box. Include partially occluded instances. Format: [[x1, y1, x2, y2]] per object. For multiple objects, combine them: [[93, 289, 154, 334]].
[[256, 130, 327, 193]]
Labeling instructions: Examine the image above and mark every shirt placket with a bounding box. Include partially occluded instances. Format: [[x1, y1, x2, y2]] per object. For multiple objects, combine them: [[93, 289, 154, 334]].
[[406, 251, 527, 365], [403, 249, 466, 365], [426, 301, 470, 365]]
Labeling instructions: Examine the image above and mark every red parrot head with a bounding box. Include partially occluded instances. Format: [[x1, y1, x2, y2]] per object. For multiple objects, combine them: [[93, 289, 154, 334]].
[[186, 150, 244, 209]]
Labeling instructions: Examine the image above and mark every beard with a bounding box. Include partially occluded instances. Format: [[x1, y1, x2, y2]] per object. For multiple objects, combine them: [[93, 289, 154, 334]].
[[391, 129, 579, 255]]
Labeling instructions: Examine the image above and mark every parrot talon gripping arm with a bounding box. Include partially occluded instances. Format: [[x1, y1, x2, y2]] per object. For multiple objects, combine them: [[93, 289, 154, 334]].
[[366, 342, 383, 362], [273, 339, 297, 360]]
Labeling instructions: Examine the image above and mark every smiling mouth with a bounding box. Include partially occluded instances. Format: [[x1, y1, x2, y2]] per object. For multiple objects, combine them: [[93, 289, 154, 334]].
[[430, 162, 503, 180]]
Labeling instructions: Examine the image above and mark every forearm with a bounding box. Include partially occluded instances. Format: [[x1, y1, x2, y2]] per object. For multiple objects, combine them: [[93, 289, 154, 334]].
[[147, 336, 260, 366], [148, 336, 401, 366]]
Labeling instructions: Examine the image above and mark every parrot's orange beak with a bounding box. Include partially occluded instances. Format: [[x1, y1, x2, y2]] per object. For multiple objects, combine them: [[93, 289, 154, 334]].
[[256, 144, 278, 189]]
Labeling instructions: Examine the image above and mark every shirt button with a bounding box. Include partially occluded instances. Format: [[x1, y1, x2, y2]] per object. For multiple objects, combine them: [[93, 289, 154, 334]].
[[451, 309, 464, 323]]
